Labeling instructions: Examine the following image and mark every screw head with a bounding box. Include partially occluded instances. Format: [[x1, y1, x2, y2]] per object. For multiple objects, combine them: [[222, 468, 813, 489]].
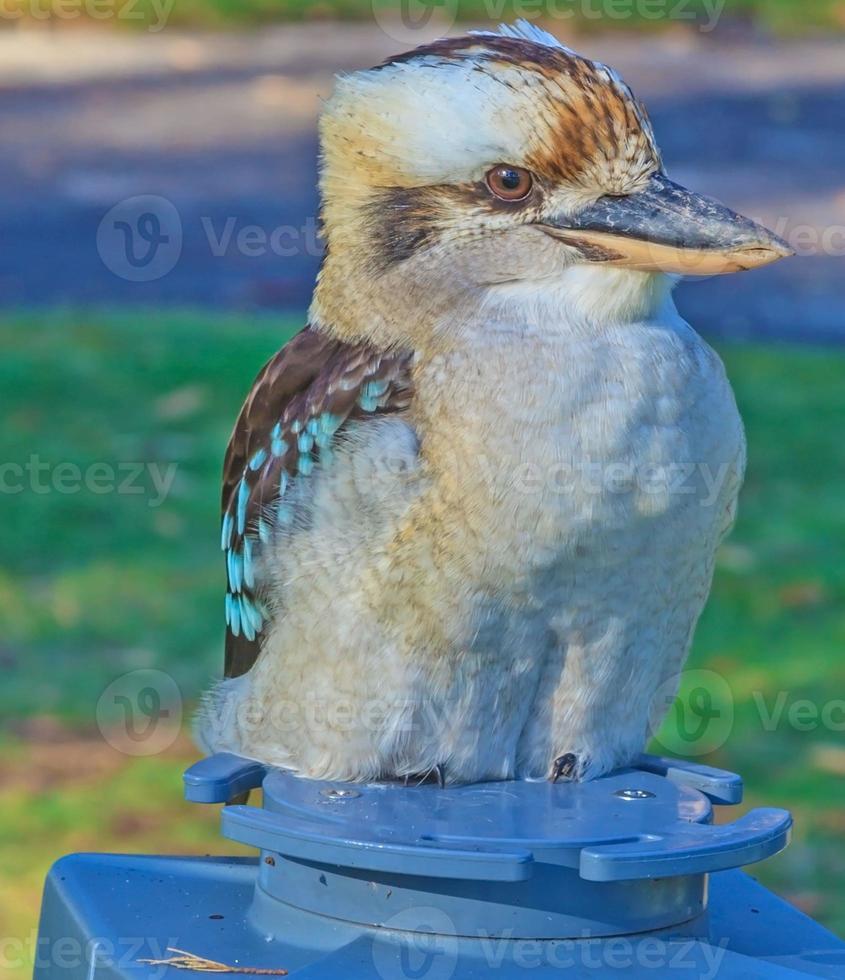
[[320, 787, 361, 800], [614, 788, 656, 800]]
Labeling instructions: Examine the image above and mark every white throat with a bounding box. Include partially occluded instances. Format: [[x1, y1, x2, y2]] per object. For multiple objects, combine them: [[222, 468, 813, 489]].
[[479, 267, 676, 339]]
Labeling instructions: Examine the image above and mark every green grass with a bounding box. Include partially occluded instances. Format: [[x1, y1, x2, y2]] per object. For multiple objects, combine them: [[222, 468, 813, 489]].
[[657, 343, 845, 932], [0, 311, 296, 721], [6, 0, 845, 33], [0, 734, 248, 978], [1, 310, 844, 968], [152, 0, 845, 32]]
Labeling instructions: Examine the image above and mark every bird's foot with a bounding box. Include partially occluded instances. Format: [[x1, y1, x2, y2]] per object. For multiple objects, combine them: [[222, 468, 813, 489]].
[[550, 753, 579, 783], [402, 763, 447, 788]]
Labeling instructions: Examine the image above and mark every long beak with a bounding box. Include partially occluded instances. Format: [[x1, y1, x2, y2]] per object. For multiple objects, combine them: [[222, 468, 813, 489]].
[[542, 173, 794, 275]]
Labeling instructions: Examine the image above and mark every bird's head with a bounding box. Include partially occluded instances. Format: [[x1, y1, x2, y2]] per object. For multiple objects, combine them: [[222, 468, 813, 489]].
[[312, 22, 792, 348]]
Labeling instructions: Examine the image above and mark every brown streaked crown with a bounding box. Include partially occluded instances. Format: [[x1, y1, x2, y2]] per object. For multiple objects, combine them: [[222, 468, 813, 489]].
[[374, 29, 662, 190]]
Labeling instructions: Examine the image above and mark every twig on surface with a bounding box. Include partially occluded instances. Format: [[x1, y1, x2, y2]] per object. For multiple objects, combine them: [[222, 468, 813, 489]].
[[138, 948, 288, 975]]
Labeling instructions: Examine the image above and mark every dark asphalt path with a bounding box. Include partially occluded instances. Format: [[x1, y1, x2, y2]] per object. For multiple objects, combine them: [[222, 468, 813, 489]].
[[1, 26, 842, 342]]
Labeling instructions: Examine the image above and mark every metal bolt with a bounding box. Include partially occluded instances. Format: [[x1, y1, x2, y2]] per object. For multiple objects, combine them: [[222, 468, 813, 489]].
[[320, 788, 361, 800], [614, 788, 656, 800]]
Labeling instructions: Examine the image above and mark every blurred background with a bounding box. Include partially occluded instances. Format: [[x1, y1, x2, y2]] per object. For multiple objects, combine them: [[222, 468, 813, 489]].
[[1, 0, 844, 972]]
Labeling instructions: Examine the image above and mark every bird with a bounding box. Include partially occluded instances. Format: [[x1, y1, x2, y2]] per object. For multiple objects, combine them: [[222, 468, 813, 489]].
[[196, 21, 792, 785]]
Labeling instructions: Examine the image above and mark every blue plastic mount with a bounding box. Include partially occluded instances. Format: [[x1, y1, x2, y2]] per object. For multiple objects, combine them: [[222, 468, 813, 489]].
[[183, 751, 267, 803], [33, 753, 845, 978], [183, 751, 786, 883], [179, 751, 792, 941]]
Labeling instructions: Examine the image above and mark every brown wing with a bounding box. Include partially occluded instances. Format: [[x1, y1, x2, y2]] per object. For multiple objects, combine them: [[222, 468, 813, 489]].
[[222, 325, 414, 679]]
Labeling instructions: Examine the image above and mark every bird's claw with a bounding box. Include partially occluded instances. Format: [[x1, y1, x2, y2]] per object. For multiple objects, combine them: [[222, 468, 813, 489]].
[[550, 753, 579, 782], [402, 763, 447, 788]]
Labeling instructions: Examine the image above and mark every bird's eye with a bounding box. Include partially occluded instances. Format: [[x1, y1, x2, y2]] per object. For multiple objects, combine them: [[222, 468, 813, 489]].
[[486, 165, 534, 202]]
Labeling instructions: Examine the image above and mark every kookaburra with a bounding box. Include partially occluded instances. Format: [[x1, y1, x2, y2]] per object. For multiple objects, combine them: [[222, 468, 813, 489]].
[[198, 22, 792, 784]]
